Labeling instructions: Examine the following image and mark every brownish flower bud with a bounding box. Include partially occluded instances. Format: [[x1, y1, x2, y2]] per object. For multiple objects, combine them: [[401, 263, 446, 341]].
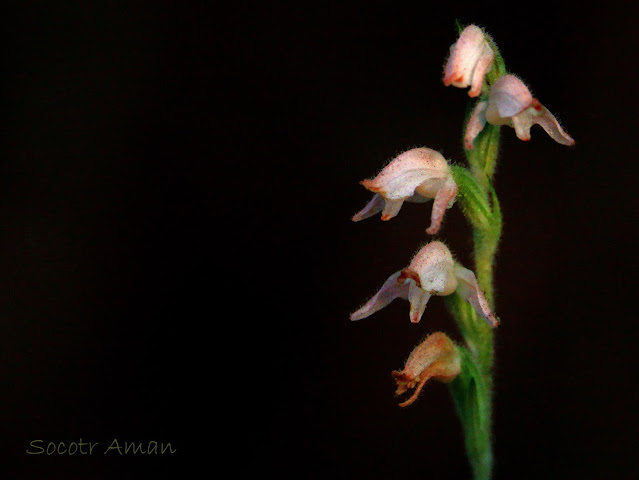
[[392, 332, 461, 407]]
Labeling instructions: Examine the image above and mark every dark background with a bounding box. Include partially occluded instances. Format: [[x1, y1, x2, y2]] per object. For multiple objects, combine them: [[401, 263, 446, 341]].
[[2, 2, 638, 479]]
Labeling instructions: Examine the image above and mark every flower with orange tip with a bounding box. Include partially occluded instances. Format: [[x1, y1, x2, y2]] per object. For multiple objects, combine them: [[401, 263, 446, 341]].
[[443, 25, 494, 98], [350, 241, 498, 326], [465, 74, 575, 149], [392, 332, 461, 407], [352, 148, 457, 235]]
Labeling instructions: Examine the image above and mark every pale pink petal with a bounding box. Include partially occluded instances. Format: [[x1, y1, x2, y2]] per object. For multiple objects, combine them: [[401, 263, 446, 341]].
[[426, 177, 458, 234], [419, 262, 457, 295], [408, 241, 454, 272], [532, 106, 575, 146], [464, 100, 487, 150], [486, 75, 533, 125], [380, 198, 405, 221], [468, 44, 494, 97], [352, 193, 385, 222], [362, 170, 427, 199], [453, 265, 499, 327], [407, 242, 457, 295], [350, 271, 409, 321], [443, 25, 486, 88], [404, 193, 430, 205], [511, 112, 534, 141], [359, 148, 451, 200], [408, 282, 431, 323]]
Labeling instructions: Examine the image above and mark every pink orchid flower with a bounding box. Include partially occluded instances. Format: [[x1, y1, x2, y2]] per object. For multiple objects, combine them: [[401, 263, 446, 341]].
[[443, 25, 494, 98], [350, 241, 498, 326], [352, 148, 457, 235], [465, 74, 575, 149]]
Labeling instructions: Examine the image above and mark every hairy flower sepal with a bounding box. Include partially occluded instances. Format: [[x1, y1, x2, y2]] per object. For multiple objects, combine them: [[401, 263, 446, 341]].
[[392, 332, 461, 407], [350, 241, 498, 326], [444, 25, 494, 98], [352, 148, 457, 235], [465, 74, 575, 148]]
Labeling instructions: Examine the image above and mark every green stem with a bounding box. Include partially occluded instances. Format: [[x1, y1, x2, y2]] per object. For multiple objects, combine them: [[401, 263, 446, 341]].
[[449, 121, 503, 480], [449, 346, 493, 480], [447, 300, 495, 480], [447, 24, 507, 479]]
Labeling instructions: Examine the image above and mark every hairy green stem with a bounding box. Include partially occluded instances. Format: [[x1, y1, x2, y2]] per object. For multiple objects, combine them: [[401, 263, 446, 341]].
[[447, 24, 507, 479], [449, 122, 502, 480], [449, 345, 493, 480]]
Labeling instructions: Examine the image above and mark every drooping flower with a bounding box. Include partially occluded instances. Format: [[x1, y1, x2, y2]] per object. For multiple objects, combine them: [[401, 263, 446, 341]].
[[443, 25, 494, 98], [352, 148, 458, 235], [350, 241, 498, 326], [465, 74, 575, 149], [392, 332, 461, 407]]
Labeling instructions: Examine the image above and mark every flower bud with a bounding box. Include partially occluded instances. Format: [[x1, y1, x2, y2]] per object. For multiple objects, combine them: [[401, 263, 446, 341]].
[[392, 332, 461, 407], [443, 25, 494, 98]]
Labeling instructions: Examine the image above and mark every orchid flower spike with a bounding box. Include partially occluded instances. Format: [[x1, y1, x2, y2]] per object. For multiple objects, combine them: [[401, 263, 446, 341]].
[[352, 148, 458, 235], [465, 74, 575, 149], [392, 332, 461, 407], [350, 241, 498, 326], [443, 25, 494, 98]]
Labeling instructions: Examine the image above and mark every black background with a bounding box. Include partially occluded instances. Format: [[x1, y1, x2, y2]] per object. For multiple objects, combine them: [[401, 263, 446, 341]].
[[3, 2, 638, 479]]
